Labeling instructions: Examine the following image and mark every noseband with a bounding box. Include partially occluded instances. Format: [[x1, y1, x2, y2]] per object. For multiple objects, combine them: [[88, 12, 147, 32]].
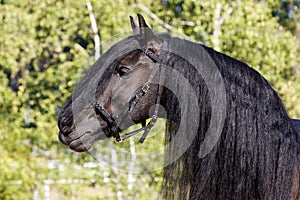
[[94, 41, 168, 143]]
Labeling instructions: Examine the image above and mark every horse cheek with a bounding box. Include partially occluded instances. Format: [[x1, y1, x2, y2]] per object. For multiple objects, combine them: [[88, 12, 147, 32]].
[[130, 90, 157, 122]]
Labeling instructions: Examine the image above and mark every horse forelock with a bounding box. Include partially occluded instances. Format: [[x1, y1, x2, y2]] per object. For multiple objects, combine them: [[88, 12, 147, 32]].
[[91, 34, 170, 97], [58, 97, 74, 132], [58, 36, 141, 136]]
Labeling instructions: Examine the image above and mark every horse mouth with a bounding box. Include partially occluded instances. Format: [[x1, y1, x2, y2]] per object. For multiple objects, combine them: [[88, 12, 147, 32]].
[[58, 130, 109, 152]]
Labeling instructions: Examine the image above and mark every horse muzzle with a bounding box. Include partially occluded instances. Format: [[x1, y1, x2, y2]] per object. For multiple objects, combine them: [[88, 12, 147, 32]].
[[58, 129, 109, 152]]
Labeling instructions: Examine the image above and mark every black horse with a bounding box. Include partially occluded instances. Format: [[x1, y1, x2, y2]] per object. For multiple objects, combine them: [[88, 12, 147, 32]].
[[58, 14, 300, 199]]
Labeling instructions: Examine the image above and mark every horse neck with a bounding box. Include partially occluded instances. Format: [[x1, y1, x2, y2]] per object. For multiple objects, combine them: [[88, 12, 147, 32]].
[[162, 44, 300, 200]]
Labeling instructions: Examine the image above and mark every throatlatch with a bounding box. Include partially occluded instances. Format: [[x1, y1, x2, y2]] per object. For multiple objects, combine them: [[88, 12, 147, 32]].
[[94, 40, 168, 143]]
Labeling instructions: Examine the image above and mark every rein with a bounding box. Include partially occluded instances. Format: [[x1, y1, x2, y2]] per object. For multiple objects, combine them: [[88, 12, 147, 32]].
[[94, 41, 168, 143]]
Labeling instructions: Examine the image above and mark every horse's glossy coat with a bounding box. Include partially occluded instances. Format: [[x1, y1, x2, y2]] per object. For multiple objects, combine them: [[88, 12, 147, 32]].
[[58, 14, 300, 199]]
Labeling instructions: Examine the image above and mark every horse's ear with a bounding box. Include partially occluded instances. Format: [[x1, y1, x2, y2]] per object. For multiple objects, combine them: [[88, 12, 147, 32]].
[[137, 13, 149, 28], [130, 16, 139, 35], [137, 14, 159, 43]]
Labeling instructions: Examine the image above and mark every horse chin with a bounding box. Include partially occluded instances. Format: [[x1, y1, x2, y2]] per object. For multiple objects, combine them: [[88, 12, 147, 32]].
[[59, 130, 109, 152], [69, 138, 93, 152]]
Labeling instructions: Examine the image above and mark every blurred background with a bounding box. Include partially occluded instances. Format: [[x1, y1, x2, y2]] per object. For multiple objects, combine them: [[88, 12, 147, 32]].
[[0, 0, 299, 199]]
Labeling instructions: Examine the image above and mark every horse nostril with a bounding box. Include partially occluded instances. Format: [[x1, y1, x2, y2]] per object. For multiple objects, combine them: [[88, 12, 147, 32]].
[[58, 132, 69, 145], [62, 126, 68, 133], [60, 126, 72, 136]]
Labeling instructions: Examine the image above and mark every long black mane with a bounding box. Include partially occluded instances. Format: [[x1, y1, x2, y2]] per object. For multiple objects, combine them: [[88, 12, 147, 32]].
[[162, 37, 300, 199], [58, 30, 300, 199]]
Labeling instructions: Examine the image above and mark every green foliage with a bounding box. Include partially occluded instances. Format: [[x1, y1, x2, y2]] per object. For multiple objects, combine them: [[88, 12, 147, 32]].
[[141, 0, 300, 117], [0, 0, 299, 199]]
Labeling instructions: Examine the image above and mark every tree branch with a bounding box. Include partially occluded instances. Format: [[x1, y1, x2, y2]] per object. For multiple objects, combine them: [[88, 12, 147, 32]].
[[127, 138, 136, 192], [86, 1, 101, 60], [134, 4, 175, 32], [212, 3, 233, 51], [292, 65, 300, 75]]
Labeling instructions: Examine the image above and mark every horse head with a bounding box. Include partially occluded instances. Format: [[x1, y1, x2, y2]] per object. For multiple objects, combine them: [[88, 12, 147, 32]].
[[58, 14, 169, 152], [57, 13, 300, 199]]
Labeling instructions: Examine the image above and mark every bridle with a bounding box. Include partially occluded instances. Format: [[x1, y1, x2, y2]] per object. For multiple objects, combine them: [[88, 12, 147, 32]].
[[93, 40, 168, 143]]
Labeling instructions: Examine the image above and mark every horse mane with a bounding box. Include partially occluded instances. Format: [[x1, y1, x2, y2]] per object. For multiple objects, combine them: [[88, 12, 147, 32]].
[[162, 37, 300, 199], [61, 31, 300, 199]]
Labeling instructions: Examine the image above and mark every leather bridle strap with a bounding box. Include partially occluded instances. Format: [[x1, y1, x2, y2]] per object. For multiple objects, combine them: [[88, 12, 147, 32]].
[[128, 48, 164, 112], [94, 40, 168, 143], [138, 56, 165, 143]]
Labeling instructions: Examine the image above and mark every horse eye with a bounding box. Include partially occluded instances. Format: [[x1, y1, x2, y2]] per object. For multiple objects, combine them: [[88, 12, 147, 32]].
[[117, 66, 131, 77]]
